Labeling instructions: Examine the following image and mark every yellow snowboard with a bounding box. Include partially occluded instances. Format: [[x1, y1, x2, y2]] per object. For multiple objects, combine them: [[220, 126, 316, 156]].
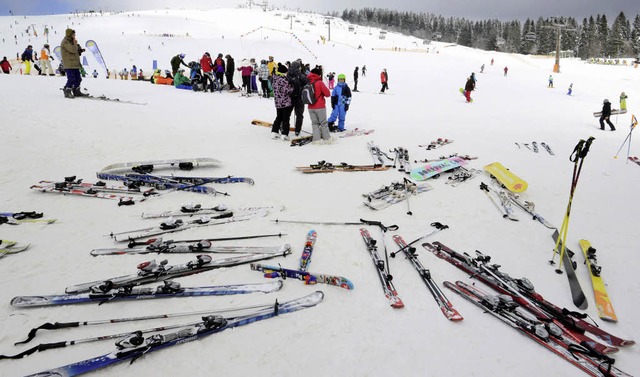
[[579, 240, 617, 322], [483, 162, 528, 193], [251, 119, 296, 132]]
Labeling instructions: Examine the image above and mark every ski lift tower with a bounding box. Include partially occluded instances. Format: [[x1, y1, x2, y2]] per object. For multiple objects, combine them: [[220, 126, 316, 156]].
[[324, 17, 332, 41], [545, 17, 576, 73]]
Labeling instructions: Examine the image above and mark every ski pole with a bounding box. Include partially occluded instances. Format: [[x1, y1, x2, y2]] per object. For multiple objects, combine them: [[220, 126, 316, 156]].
[[390, 222, 449, 258]]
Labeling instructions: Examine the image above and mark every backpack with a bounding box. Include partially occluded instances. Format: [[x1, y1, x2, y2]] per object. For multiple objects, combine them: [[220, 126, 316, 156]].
[[301, 81, 317, 105]]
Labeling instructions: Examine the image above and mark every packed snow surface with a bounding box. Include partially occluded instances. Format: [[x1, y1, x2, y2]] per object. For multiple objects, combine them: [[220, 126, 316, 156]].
[[0, 8, 639, 377]]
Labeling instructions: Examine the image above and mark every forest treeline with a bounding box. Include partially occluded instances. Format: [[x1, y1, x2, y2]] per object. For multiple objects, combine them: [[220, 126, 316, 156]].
[[331, 8, 640, 59]]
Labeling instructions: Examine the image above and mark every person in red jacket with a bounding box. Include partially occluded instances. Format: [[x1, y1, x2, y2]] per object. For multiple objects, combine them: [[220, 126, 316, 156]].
[[380, 68, 388, 93], [0, 56, 12, 74], [307, 66, 332, 143], [200, 52, 215, 92]]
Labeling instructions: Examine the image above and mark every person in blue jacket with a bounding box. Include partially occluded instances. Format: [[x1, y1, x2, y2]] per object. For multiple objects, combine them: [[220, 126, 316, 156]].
[[327, 73, 352, 132]]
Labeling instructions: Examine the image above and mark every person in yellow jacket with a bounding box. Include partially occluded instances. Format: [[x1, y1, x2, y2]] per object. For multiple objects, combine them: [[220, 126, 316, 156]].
[[620, 92, 628, 111], [40, 44, 55, 76]]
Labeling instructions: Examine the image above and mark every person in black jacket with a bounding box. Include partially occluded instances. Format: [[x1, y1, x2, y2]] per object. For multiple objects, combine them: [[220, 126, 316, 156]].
[[287, 60, 308, 136], [353, 66, 359, 92], [225, 54, 236, 89], [599, 99, 616, 131], [463, 76, 475, 103]]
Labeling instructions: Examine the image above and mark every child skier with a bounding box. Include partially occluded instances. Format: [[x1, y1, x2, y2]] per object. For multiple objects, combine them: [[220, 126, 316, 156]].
[[327, 73, 352, 132], [567, 83, 573, 95], [548, 75, 554, 88], [620, 92, 628, 111]]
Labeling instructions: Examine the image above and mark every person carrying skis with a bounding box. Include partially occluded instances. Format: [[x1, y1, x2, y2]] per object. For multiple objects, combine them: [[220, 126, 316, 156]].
[[214, 53, 225, 86], [287, 60, 308, 136], [0, 56, 12, 74], [307, 66, 332, 143], [599, 99, 616, 131], [258, 59, 270, 98], [271, 63, 294, 140], [61, 29, 84, 98], [380, 68, 388, 93], [20, 45, 34, 75], [327, 73, 352, 132], [225, 54, 236, 90], [40, 44, 54, 76], [170, 53, 188, 76], [353, 66, 359, 92], [463, 76, 475, 103]]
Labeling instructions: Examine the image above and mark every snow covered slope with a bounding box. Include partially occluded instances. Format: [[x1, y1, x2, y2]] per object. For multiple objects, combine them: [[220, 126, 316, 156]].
[[0, 8, 638, 377]]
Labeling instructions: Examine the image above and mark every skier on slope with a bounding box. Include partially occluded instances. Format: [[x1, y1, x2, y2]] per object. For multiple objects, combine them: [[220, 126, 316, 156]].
[[287, 60, 309, 136], [379, 68, 388, 93], [620, 92, 628, 111], [463, 76, 475, 103], [327, 73, 352, 132], [271, 63, 294, 140], [61, 29, 85, 98], [599, 99, 616, 131], [307, 66, 332, 144], [0, 56, 12, 74], [170, 53, 188, 76], [503, 66, 508, 76], [353, 66, 359, 92], [548, 75, 554, 88]]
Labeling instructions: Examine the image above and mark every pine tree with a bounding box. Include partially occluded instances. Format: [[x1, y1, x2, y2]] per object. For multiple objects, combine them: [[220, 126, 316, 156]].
[[632, 15, 640, 57]]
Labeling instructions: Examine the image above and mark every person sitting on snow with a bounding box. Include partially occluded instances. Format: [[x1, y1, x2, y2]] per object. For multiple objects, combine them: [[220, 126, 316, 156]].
[[174, 68, 192, 90]]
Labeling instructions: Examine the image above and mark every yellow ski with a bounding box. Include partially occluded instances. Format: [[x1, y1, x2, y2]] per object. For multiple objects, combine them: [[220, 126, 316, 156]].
[[483, 162, 528, 193], [579, 239, 617, 322]]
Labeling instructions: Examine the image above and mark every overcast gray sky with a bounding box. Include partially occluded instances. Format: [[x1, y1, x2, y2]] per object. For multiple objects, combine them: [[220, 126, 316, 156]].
[[2, 0, 639, 21]]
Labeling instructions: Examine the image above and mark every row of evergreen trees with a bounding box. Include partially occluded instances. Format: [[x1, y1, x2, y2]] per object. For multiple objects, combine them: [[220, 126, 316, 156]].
[[334, 8, 640, 59]]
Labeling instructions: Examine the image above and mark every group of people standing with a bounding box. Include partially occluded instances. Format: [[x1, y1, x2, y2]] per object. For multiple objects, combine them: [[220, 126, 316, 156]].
[[4, 44, 57, 76]]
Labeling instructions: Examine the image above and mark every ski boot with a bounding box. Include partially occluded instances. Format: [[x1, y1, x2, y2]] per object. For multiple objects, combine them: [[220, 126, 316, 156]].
[[72, 87, 88, 97], [63, 87, 74, 98]]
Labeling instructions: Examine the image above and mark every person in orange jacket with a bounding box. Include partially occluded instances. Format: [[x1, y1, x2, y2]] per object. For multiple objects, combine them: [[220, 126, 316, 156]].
[[40, 44, 54, 76]]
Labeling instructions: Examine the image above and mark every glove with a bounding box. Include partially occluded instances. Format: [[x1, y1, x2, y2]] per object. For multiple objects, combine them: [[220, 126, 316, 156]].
[[345, 105, 349, 111]]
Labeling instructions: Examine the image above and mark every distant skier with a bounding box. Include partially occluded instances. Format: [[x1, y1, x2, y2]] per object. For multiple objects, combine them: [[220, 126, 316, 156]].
[[327, 72, 335, 89], [92, 69, 98, 78], [225, 54, 236, 90], [599, 99, 616, 131], [353, 66, 359, 92], [620, 92, 627, 111], [170, 53, 188, 76], [491, 58, 494, 65], [567, 83, 573, 96], [0, 56, 12, 74], [327, 73, 352, 132], [503, 66, 508, 76], [548, 75, 554, 88], [61, 29, 84, 98], [362, 65, 367, 76], [271, 63, 294, 140], [463, 76, 475, 103], [380, 68, 388, 93], [480, 64, 485, 73]]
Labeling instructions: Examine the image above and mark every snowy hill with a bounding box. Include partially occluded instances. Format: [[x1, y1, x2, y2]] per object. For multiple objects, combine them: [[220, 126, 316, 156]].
[[0, 8, 639, 377]]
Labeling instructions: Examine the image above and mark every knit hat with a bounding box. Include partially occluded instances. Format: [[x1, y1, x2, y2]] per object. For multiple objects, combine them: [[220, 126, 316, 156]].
[[277, 63, 288, 74], [65, 28, 75, 37], [311, 67, 322, 75], [337, 73, 346, 80]]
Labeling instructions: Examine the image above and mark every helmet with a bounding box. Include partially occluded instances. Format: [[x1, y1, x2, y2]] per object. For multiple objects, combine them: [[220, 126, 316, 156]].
[[44, 44, 49, 48], [179, 53, 185, 58], [261, 59, 267, 64], [603, 99, 610, 103], [338, 73, 346, 80], [165, 69, 171, 75]]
